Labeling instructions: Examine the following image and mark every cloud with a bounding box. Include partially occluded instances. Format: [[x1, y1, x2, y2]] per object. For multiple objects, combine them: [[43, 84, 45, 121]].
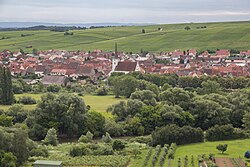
[[0, 0, 249, 23]]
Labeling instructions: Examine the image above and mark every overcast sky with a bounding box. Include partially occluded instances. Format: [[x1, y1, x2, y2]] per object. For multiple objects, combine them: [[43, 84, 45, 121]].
[[0, 0, 249, 23]]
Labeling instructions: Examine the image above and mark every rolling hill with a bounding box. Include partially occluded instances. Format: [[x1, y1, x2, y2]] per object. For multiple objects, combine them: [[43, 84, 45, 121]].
[[0, 21, 249, 53]]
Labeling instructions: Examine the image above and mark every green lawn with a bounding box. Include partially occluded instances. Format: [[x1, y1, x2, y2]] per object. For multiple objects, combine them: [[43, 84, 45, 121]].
[[131, 139, 250, 167], [0, 93, 124, 117], [0, 21, 250, 53]]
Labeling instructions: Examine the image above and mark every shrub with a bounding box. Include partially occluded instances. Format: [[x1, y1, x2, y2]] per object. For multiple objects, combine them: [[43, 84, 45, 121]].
[[42, 128, 58, 146], [129, 135, 152, 144], [30, 146, 49, 157], [46, 84, 61, 92], [112, 140, 125, 150], [102, 132, 112, 143], [18, 96, 36, 105], [96, 87, 108, 96], [69, 146, 92, 157], [78, 131, 94, 143]]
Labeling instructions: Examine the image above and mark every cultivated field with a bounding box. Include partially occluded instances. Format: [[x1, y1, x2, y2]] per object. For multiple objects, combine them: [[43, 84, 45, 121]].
[[0, 21, 250, 53]]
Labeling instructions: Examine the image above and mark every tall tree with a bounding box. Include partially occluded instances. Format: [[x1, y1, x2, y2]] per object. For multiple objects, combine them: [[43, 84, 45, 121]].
[[0, 67, 14, 105]]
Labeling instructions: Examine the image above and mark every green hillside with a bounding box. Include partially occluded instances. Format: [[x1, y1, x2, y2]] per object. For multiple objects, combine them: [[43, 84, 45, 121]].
[[0, 21, 250, 53]]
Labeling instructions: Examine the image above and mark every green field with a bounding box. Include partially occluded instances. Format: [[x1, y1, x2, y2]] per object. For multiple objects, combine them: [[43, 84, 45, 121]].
[[0, 21, 250, 52], [130, 139, 250, 167], [0, 93, 124, 117]]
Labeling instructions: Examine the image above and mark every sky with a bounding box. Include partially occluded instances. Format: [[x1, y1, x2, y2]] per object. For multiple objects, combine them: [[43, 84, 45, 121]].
[[0, 0, 249, 23]]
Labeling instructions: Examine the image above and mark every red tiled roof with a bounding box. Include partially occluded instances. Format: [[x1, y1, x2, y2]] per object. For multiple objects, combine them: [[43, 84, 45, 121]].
[[115, 61, 137, 72]]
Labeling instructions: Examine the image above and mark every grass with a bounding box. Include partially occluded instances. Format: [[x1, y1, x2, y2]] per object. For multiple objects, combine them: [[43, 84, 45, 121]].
[[131, 139, 250, 167], [0, 93, 124, 117], [0, 21, 250, 53]]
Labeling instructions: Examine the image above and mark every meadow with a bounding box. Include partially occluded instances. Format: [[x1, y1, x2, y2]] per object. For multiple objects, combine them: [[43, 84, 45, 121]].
[[0, 21, 250, 53], [0, 93, 125, 117]]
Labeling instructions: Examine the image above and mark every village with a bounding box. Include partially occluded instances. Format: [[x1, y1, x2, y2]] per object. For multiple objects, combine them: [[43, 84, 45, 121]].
[[0, 48, 250, 86]]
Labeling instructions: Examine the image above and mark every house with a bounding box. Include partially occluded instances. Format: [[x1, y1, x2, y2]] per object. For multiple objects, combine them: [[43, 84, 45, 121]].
[[41, 75, 69, 86], [113, 61, 141, 74], [33, 160, 62, 167]]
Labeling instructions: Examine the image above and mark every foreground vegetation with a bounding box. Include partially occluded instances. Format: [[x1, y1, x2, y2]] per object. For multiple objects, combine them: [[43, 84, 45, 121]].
[[1, 67, 250, 166], [0, 21, 250, 52]]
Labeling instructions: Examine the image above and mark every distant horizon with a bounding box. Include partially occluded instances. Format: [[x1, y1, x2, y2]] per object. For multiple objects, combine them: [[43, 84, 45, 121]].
[[0, 20, 250, 28]]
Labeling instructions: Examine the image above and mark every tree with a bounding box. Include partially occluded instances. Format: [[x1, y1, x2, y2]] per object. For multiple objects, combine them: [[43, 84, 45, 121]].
[[216, 144, 228, 154], [243, 112, 250, 130], [199, 80, 221, 94], [131, 90, 157, 106], [142, 29, 146, 33], [104, 119, 124, 137], [0, 67, 14, 105], [184, 26, 191, 30], [43, 128, 58, 146], [0, 152, 17, 167], [32, 48, 38, 55], [7, 105, 28, 124], [190, 99, 230, 130], [85, 111, 105, 136], [27, 93, 87, 140]]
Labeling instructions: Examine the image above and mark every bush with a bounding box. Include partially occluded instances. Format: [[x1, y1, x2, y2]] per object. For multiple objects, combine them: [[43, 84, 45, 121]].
[[69, 145, 92, 157], [205, 124, 248, 141], [18, 96, 36, 105], [78, 131, 93, 143], [112, 140, 125, 150], [46, 84, 61, 92], [129, 135, 152, 144], [102, 132, 113, 143], [30, 146, 49, 157], [96, 87, 108, 96]]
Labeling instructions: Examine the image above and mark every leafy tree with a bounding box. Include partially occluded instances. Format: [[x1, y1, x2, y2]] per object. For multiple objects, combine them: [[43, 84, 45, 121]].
[[108, 101, 128, 121], [27, 93, 87, 140], [131, 90, 157, 106], [43, 128, 58, 146], [142, 29, 146, 33], [85, 111, 105, 136], [124, 117, 144, 136], [104, 119, 124, 137], [199, 80, 221, 94], [243, 112, 250, 130], [159, 88, 194, 110], [0, 151, 17, 167], [7, 105, 28, 124], [184, 26, 191, 30], [0, 115, 13, 127], [216, 144, 228, 154], [126, 99, 145, 116], [190, 99, 230, 130]]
